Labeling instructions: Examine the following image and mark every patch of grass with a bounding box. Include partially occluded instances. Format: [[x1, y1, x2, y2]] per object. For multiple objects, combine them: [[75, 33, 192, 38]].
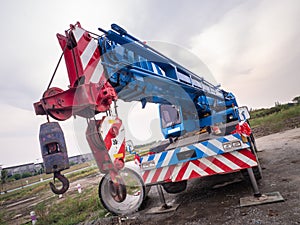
[[66, 166, 99, 182], [0, 210, 8, 225], [125, 148, 150, 162], [35, 187, 106, 225], [1, 162, 94, 193], [250, 104, 300, 131], [0, 166, 105, 224], [0, 166, 98, 203], [0, 182, 49, 204]]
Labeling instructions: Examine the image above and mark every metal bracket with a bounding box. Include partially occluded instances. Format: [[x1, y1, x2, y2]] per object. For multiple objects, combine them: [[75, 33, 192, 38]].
[[240, 192, 284, 207], [146, 185, 180, 214], [240, 168, 284, 207]]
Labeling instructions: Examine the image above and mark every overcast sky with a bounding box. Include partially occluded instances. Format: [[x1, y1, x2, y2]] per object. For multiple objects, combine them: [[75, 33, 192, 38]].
[[0, 0, 299, 167]]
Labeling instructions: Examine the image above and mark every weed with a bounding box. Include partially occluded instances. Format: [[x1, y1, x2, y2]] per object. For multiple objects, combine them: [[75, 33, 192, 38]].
[[0, 210, 8, 225], [34, 187, 106, 225], [250, 104, 300, 133]]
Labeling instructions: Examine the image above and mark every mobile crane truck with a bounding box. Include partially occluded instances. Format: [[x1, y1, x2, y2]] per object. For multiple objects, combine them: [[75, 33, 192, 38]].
[[34, 22, 262, 215]]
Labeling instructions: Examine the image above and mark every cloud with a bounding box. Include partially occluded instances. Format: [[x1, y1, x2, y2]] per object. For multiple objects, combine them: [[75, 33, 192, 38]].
[[126, 0, 244, 45], [0, 0, 147, 166], [0, 103, 83, 166], [126, 101, 162, 143], [0, 105, 40, 137], [0, 104, 44, 166], [1, 0, 299, 167], [191, 0, 300, 107]]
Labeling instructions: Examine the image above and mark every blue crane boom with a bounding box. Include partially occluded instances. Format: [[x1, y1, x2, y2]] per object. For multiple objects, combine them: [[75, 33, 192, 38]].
[[98, 24, 238, 138]]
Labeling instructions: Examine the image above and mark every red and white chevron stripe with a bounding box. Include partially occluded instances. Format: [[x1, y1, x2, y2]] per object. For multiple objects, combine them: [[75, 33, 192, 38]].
[[99, 116, 126, 162], [142, 149, 257, 184], [57, 23, 106, 88], [70, 25, 105, 85]]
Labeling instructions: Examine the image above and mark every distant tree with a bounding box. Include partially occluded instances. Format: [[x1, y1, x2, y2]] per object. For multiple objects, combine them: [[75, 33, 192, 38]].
[[275, 101, 281, 107], [1, 169, 8, 192], [292, 96, 300, 104]]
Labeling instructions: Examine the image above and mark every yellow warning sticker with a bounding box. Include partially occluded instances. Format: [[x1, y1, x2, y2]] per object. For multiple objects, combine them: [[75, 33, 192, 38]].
[[113, 153, 124, 158], [108, 119, 116, 124]]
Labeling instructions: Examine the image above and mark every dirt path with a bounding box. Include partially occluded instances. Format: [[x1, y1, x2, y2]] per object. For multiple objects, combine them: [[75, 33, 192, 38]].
[[93, 128, 300, 225]]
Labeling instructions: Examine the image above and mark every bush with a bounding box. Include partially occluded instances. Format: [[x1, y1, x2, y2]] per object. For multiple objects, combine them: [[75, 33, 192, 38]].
[[12, 173, 21, 180], [70, 161, 77, 166], [251, 106, 281, 119], [21, 172, 32, 179]]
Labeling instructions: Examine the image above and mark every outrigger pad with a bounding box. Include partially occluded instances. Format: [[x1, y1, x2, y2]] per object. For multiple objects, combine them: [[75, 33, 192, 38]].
[[240, 192, 284, 207], [146, 204, 180, 214]]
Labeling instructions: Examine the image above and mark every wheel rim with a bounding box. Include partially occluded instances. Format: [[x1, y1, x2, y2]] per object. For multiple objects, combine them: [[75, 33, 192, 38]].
[[108, 178, 127, 203], [99, 168, 145, 215]]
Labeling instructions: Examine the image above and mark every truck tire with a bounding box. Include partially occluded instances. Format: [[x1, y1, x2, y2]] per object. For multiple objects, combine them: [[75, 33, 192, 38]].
[[98, 167, 146, 215]]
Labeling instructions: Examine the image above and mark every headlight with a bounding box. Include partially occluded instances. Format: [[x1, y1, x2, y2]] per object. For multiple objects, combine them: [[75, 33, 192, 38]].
[[232, 141, 242, 147], [141, 160, 156, 170], [223, 141, 242, 151], [223, 142, 232, 151]]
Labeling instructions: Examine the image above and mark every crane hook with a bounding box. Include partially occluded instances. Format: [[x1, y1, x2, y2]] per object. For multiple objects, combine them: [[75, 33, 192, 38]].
[[49, 171, 70, 195]]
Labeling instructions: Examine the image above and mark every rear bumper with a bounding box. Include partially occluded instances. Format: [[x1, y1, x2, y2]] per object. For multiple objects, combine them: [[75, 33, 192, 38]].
[[140, 133, 258, 185], [142, 148, 257, 185]]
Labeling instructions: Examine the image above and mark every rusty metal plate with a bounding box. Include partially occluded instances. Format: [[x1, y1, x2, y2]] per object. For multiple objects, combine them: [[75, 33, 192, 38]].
[[240, 191, 284, 207]]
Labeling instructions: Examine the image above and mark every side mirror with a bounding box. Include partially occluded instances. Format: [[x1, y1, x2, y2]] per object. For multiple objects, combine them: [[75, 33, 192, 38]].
[[238, 106, 250, 121]]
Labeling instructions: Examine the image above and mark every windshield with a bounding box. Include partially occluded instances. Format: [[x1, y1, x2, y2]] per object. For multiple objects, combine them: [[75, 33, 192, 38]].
[[160, 105, 181, 128]]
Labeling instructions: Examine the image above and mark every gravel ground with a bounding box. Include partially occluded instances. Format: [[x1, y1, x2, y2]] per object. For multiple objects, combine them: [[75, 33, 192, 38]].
[[88, 128, 300, 225]]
